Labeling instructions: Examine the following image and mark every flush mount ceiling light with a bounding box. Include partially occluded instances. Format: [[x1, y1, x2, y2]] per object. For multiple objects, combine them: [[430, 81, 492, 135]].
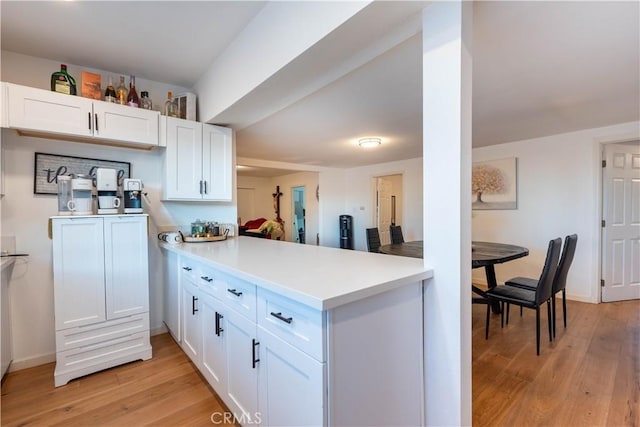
[[358, 137, 382, 148]]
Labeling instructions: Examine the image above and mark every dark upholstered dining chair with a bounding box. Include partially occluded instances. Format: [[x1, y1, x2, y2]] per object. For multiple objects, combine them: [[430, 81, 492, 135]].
[[505, 234, 578, 338], [485, 238, 562, 355], [366, 228, 381, 253], [389, 225, 404, 244]]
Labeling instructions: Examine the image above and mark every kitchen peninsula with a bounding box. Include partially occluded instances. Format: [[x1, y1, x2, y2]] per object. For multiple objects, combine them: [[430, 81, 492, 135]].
[[160, 236, 432, 426]]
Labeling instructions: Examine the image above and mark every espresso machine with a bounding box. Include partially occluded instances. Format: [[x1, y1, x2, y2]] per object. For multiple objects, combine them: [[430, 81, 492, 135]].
[[96, 168, 120, 214], [123, 178, 143, 214]]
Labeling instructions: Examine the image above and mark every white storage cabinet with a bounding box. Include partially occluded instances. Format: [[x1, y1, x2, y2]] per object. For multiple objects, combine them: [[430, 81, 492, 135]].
[[162, 116, 233, 201], [5, 83, 159, 147], [51, 215, 151, 387]]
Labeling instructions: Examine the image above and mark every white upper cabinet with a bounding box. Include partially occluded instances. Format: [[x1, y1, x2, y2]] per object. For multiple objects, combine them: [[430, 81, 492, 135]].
[[162, 116, 233, 201], [4, 83, 159, 147]]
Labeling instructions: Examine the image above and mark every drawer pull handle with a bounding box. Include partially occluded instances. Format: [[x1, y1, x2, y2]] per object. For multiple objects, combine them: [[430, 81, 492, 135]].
[[252, 339, 260, 369], [201, 276, 213, 282], [215, 312, 224, 336], [88, 112, 92, 130], [182, 266, 192, 271], [192, 296, 198, 315], [270, 312, 293, 324], [228, 288, 243, 297], [94, 113, 99, 132]]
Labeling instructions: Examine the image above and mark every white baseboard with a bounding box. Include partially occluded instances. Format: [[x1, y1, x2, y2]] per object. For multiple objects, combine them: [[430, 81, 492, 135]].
[[151, 323, 168, 336], [9, 352, 56, 373]]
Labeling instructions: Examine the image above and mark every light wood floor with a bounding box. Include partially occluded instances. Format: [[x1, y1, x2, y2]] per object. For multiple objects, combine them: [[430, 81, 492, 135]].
[[1, 299, 638, 426]]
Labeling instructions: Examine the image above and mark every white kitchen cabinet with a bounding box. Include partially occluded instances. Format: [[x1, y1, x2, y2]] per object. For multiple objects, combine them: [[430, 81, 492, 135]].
[[51, 215, 151, 387], [4, 83, 159, 147], [1, 259, 16, 379], [181, 278, 202, 364], [201, 292, 227, 396], [162, 116, 233, 201]]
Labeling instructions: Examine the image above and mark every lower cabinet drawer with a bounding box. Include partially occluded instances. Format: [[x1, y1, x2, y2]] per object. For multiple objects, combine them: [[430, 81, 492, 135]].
[[257, 289, 325, 362], [55, 330, 150, 373], [55, 313, 150, 352]]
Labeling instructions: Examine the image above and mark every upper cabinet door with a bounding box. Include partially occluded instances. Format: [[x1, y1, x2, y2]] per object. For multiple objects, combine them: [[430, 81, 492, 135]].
[[202, 124, 233, 201], [164, 117, 204, 200], [93, 102, 159, 146], [6, 83, 93, 137]]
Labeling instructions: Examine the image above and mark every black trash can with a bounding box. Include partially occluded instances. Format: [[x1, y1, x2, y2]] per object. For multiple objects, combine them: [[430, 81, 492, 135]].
[[339, 215, 353, 250]]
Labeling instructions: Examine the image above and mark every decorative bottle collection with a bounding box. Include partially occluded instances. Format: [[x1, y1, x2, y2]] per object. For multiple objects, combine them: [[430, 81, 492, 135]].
[[51, 64, 183, 116]]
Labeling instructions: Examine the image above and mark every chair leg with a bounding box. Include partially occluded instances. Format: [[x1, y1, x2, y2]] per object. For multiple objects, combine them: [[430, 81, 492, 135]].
[[536, 306, 540, 356], [552, 295, 557, 338], [485, 302, 491, 340], [506, 303, 510, 325], [520, 306, 523, 317], [547, 300, 553, 342], [500, 302, 505, 328], [562, 289, 567, 328]]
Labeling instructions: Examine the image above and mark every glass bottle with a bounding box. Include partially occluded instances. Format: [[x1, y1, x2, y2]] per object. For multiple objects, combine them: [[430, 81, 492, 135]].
[[140, 91, 152, 110], [115, 76, 127, 105], [51, 64, 77, 95], [164, 91, 179, 117], [104, 75, 116, 103], [126, 75, 139, 107]]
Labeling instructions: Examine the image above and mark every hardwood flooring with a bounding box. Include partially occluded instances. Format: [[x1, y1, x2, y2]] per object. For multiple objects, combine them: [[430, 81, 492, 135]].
[[1, 299, 638, 426], [473, 298, 639, 427]]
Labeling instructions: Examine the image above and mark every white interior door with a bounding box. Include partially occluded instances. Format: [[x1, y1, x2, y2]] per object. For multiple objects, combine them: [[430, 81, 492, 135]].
[[602, 141, 640, 302], [377, 178, 393, 245]]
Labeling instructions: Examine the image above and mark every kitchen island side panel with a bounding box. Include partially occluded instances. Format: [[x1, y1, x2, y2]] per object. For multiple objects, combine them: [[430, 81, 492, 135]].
[[327, 281, 425, 426]]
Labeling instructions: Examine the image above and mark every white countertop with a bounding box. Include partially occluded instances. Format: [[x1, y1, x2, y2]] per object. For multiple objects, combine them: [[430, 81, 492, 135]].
[[160, 237, 433, 311]]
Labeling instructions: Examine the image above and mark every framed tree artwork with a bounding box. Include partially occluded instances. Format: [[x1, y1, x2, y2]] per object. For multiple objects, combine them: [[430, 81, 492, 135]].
[[472, 157, 517, 210]]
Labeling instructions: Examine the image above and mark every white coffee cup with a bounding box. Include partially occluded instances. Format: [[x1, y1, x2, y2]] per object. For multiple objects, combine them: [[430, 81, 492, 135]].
[[98, 196, 121, 209], [67, 198, 93, 214], [158, 232, 182, 244]]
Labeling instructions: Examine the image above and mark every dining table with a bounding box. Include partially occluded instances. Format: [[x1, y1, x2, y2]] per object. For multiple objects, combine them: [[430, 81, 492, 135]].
[[378, 240, 529, 313]]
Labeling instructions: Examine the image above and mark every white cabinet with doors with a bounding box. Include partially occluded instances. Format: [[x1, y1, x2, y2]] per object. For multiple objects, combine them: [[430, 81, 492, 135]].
[[51, 215, 151, 387], [180, 277, 202, 363], [4, 83, 159, 147], [161, 116, 233, 201], [162, 249, 181, 342]]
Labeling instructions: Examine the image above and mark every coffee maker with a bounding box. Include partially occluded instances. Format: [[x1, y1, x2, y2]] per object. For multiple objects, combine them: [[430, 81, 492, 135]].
[[123, 178, 143, 214], [68, 174, 94, 215], [96, 168, 120, 214]]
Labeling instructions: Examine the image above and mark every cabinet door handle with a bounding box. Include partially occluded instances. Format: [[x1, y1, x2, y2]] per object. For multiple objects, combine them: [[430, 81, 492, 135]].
[[88, 112, 92, 131], [203, 181, 207, 194], [227, 288, 243, 297], [182, 266, 192, 271], [199, 180, 203, 194], [200, 276, 213, 282], [94, 113, 98, 132], [192, 296, 198, 315], [270, 312, 293, 324], [252, 339, 260, 369], [215, 312, 224, 336]]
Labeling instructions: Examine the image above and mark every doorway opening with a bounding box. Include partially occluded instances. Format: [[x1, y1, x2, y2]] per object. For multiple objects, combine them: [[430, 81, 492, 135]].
[[292, 186, 306, 244], [375, 174, 403, 245]]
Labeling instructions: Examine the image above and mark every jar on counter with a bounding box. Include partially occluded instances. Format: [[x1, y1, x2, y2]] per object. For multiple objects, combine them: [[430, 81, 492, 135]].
[[140, 91, 152, 110], [191, 219, 207, 237]]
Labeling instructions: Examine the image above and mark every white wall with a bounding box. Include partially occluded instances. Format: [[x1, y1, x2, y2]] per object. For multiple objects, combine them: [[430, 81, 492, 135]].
[[342, 158, 422, 251], [1, 52, 238, 368], [472, 120, 640, 303]]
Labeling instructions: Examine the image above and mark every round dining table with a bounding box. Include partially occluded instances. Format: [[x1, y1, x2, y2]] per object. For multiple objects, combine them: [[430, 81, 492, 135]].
[[378, 240, 529, 313]]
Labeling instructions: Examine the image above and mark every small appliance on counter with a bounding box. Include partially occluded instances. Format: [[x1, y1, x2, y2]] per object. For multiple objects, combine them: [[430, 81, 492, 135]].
[[57, 175, 73, 216], [96, 168, 120, 214], [123, 178, 143, 214], [67, 174, 93, 215]]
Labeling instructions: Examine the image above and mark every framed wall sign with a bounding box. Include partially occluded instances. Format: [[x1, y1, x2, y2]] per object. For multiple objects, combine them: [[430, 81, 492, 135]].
[[34, 152, 131, 195], [472, 157, 518, 210]]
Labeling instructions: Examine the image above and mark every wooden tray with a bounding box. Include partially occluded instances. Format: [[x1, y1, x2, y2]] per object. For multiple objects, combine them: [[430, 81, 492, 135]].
[[181, 234, 228, 243]]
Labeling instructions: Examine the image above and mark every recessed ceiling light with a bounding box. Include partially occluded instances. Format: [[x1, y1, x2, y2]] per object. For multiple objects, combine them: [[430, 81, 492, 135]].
[[358, 137, 382, 148]]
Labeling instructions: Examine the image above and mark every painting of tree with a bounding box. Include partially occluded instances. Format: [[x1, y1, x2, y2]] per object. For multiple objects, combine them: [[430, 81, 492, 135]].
[[472, 158, 517, 210]]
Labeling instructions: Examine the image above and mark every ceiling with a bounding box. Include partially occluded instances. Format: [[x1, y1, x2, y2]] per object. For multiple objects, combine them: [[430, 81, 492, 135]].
[[1, 1, 638, 172]]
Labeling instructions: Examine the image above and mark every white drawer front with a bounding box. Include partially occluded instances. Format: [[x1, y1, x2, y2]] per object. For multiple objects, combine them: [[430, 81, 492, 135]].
[[56, 330, 150, 373], [180, 258, 200, 283], [257, 289, 325, 362], [55, 313, 149, 352], [221, 274, 256, 322]]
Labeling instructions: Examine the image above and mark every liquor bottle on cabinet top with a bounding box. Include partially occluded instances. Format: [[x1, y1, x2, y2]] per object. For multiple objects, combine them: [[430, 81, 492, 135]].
[[104, 75, 116, 103], [51, 64, 77, 95], [115, 76, 127, 105], [127, 75, 139, 107], [164, 91, 179, 117], [140, 91, 152, 110]]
